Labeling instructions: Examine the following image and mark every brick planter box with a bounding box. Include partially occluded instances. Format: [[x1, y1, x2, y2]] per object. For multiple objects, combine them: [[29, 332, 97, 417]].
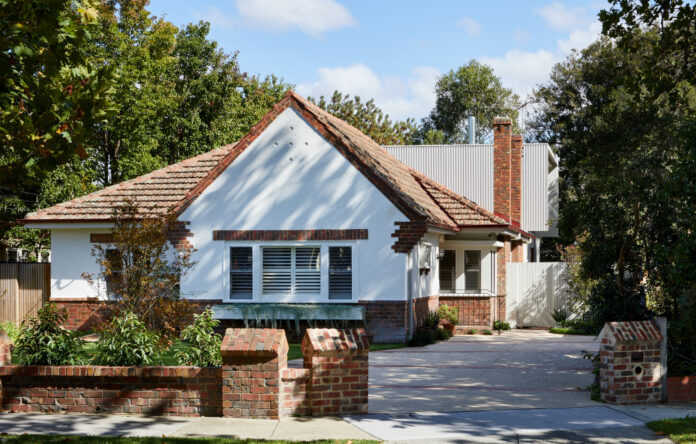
[[0, 327, 369, 419], [667, 376, 696, 402], [0, 366, 222, 416]]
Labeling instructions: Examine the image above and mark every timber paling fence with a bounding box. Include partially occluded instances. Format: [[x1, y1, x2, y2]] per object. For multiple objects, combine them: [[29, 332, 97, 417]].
[[0, 263, 50, 325]]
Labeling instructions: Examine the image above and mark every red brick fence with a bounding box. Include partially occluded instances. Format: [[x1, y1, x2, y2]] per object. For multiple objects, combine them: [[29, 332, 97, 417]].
[[0, 327, 368, 419]]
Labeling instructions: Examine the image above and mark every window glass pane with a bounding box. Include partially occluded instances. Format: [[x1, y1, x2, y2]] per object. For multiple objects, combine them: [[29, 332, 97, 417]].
[[438, 250, 456, 293], [230, 247, 252, 299], [262, 247, 292, 294], [295, 247, 320, 295], [329, 246, 352, 299], [464, 250, 481, 292]]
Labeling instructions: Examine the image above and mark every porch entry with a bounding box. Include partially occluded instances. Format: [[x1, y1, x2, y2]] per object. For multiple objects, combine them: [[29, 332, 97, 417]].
[[438, 248, 496, 295]]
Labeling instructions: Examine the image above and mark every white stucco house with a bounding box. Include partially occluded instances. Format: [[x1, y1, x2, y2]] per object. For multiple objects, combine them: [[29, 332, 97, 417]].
[[22, 91, 538, 342]]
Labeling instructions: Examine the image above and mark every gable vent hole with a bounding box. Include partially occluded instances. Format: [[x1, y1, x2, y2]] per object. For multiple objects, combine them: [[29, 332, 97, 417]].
[[634, 365, 644, 376], [290, 126, 294, 131]]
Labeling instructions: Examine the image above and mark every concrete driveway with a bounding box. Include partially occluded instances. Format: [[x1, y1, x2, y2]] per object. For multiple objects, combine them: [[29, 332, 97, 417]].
[[369, 330, 600, 414]]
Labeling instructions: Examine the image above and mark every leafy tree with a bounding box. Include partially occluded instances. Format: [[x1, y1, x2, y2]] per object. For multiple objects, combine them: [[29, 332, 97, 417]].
[[176, 308, 222, 366], [421, 61, 520, 143], [87, 2, 291, 185], [0, 0, 115, 190], [83, 200, 196, 343], [311, 91, 418, 145]]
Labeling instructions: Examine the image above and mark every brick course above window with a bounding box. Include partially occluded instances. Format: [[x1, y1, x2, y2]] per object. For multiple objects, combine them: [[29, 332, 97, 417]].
[[212, 229, 368, 241]]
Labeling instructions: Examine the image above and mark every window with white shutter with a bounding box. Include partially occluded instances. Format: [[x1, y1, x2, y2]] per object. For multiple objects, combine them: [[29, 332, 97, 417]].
[[230, 247, 253, 299], [464, 250, 481, 292], [329, 246, 352, 300], [262, 247, 321, 296]]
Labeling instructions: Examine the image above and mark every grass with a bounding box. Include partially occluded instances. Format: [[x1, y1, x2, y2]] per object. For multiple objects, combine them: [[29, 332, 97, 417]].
[[287, 342, 406, 361], [549, 327, 595, 335], [0, 436, 378, 444], [647, 417, 696, 443]]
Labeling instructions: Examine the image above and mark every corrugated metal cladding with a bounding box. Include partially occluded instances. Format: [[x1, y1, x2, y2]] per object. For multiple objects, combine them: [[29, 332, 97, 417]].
[[385, 144, 494, 210], [384, 143, 553, 233]]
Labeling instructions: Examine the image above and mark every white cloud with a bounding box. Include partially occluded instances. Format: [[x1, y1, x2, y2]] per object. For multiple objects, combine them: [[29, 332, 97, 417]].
[[193, 6, 235, 30], [558, 21, 602, 53], [297, 63, 440, 120], [235, 0, 356, 37], [535, 1, 592, 31], [480, 50, 557, 99], [457, 17, 482, 37], [514, 30, 530, 44]]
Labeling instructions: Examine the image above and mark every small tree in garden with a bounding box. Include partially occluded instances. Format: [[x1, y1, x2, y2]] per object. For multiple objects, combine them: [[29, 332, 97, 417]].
[[83, 199, 196, 344], [93, 311, 159, 366], [14, 303, 85, 365], [176, 308, 222, 366]]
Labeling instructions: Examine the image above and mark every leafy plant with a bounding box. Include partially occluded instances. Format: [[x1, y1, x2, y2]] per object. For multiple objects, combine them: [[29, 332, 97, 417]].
[[437, 304, 459, 325], [467, 329, 477, 335], [93, 311, 159, 366], [436, 327, 453, 341], [493, 320, 511, 331], [0, 321, 20, 342], [583, 349, 601, 401], [483, 330, 493, 335], [408, 326, 437, 347], [14, 303, 85, 365], [552, 308, 570, 328], [422, 311, 440, 329], [175, 308, 222, 366]]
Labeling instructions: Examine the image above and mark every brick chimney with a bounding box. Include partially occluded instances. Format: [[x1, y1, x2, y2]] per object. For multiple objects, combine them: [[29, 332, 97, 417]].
[[493, 117, 512, 222], [511, 134, 523, 227], [493, 118, 523, 227]]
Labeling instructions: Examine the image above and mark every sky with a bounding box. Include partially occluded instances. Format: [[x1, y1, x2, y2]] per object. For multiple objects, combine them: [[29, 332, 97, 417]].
[[147, 0, 606, 122]]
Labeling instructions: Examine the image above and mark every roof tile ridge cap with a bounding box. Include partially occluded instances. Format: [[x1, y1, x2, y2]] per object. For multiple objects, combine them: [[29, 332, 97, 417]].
[[290, 96, 433, 220], [26, 145, 233, 219], [409, 169, 506, 225], [408, 170, 458, 229]]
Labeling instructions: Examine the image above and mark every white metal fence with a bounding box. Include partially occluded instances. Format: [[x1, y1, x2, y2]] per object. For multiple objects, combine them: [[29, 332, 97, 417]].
[[506, 262, 575, 328]]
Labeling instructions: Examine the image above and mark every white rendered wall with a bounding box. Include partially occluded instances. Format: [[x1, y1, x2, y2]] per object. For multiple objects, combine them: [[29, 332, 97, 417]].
[[50, 228, 111, 300], [179, 107, 408, 303]]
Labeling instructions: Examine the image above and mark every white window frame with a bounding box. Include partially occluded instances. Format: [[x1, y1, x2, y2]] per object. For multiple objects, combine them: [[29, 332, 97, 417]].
[[223, 241, 358, 303]]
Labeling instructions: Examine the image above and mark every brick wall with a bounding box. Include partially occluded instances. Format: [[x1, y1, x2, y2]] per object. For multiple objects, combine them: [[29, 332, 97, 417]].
[[391, 221, 427, 254], [167, 221, 193, 251], [51, 299, 110, 331], [667, 376, 696, 402], [599, 320, 664, 404], [302, 328, 369, 416], [220, 328, 288, 419], [413, 295, 439, 328], [358, 300, 407, 343], [496, 238, 511, 321], [0, 327, 368, 419], [0, 366, 222, 416], [439, 296, 492, 328], [213, 229, 368, 241], [280, 368, 310, 416]]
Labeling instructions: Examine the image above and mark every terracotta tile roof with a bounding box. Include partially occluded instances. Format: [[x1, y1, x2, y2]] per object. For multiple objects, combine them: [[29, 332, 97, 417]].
[[21, 90, 531, 239], [22, 144, 237, 221], [411, 170, 507, 226]]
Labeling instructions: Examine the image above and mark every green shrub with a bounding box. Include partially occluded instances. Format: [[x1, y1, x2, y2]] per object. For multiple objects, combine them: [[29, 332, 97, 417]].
[[0, 321, 20, 342], [483, 330, 493, 335], [175, 308, 222, 366], [552, 308, 570, 327], [93, 311, 159, 366], [437, 304, 459, 325], [408, 326, 437, 347], [436, 327, 453, 340], [493, 320, 511, 331], [422, 311, 440, 329], [467, 329, 477, 335], [14, 303, 85, 365]]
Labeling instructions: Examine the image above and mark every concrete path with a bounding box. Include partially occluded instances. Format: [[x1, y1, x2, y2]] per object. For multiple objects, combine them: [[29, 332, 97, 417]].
[[0, 413, 377, 441], [369, 330, 599, 413], [345, 406, 673, 443]]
